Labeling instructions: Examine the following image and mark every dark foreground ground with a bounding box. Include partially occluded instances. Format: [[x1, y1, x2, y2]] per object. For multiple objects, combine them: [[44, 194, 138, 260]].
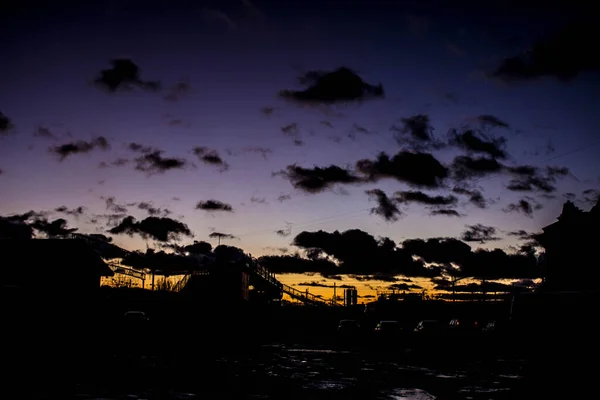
[[3, 291, 597, 399]]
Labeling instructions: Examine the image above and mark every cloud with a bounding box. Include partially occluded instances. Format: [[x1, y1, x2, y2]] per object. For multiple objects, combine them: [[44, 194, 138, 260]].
[[451, 155, 504, 180], [582, 188, 600, 205], [430, 209, 462, 217], [506, 230, 534, 240], [0, 111, 14, 134], [277, 194, 292, 202], [192, 147, 229, 171], [99, 158, 129, 168], [54, 205, 85, 217], [448, 128, 508, 159], [365, 189, 402, 222], [503, 197, 543, 217], [134, 150, 189, 174], [258, 254, 338, 275], [250, 196, 268, 205], [491, 21, 600, 82], [102, 196, 129, 213], [401, 237, 539, 280], [274, 164, 362, 193], [94, 59, 160, 92], [395, 190, 457, 206], [476, 115, 510, 130], [137, 201, 171, 217], [208, 232, 238, 241], [461, 224, 500, 243], [108, 215, 193, 242], [279, 67, 384, 105], [506, 165, 569, 193], [49, 136, 110, 161], [291, 229, 441, 278], [357, 151, 449, 189], [127, 142, 156, 154], [201, 0, 266, 32], [452, 187, 487, 208], [30, 218, 78, 237], [121, 249, 203, 275], [195, 200, 234, 212], [390, 114, 445, 151], [261, 107, 275, 116]]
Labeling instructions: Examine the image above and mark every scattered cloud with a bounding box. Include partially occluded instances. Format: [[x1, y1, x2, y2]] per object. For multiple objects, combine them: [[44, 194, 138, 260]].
[[163, 78, 191, 102], [134, 150, 189, 174], [503, 197, 543, 217], [365, 189, 402, 222], [0, 111, 14, 134], [54, 205, 85, 217], [49, 136, 110, 161], [192, 147, 229, 171], [94, 59, 160, 92], [274, 164, 362, 193], [196, 199, 234, 212], [279, 67, 384, 105], [461, 224, 500, 243], [109, 215, 192, 242], [491, 21, 600, 82], [395, 191, 457, 206]]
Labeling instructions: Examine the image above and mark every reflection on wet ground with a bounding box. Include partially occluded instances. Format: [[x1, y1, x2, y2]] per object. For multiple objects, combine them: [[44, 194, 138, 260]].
[[37, 344, 528, 400]]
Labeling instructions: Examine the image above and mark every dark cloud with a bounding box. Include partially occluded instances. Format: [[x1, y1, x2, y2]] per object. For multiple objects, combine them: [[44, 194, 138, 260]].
[[127, 142, 156, 153], [503, 197, 543, 217], [182, 240, 213, 255], [134, 150, 188, 174], [452, 187, 487, 208], [275, 227, 291, 237], [274, 164, 361, 193], [192, 147, 229, 171], [102, 196, 129, 213], [506, 230, 535, 241], [491, 21, 600, 82], [0, 215, 35, 239], [94, 59, 160, 92], [388, 283, 423, 291], [395, 190, 457, 206], [49, 136, 110, 161], [108, 216, 193, 242], [122, 249, 202, 275], [0, 111, 14, 134], [195, 200, 234, 212], [506, 165, 569, 193], [357, 151, 449, 189], [476, 115, 510, 130], [208, 232, 238, 241], [461, 224, 500, 243], [30, 218, 78, 237], [258, 254, 338, 275], [401, 237, 539, 280], [390, 114, 446, 151], [430, 209, 462, 217], [137, 201, 171, 217], [365, 189, 402, 222], [54, 205, 85, 217], [582, 188, 600, 205], [448, 128, 507, 159], [279, 67, 384, 105], [563, 192, 576, 200], [291, 229, 441, 278], [451, 155, 504, 180]]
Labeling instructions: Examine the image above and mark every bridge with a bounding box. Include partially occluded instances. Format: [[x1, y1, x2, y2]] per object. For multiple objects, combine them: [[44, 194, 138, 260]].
[[105, 251, 337, 306]]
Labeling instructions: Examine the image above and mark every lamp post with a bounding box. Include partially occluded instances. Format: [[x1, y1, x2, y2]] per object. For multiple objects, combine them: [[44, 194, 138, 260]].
[[451, 276, 469, 302]]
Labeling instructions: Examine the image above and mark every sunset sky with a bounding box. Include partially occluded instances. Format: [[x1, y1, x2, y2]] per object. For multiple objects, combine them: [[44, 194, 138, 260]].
[[1, 0, 599, 298]]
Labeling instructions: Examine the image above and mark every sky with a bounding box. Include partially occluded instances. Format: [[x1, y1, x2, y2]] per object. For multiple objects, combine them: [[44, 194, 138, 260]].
[[1, 0, 599, 299]]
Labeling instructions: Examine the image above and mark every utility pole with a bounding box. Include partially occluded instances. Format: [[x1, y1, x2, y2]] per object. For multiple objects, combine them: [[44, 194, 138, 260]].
[[333, 282, 336, 305]]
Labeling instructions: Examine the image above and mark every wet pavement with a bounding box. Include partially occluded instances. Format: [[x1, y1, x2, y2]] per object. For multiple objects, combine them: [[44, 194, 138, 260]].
[[21, 343, 530, 399]]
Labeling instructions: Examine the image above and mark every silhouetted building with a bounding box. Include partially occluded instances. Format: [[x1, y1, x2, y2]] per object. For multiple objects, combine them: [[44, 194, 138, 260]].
[[0, 239, 114, 304], [538, 199, 600, 291]]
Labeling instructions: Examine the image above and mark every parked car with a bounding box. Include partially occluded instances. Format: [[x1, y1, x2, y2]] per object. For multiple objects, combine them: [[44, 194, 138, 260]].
[[336, 319, 362, 344], [123, 310, 150, 322]]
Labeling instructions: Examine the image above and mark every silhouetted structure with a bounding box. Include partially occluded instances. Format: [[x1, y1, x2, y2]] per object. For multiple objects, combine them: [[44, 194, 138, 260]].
[[538, 199, 600, 291], [0, 239, 113, 306]]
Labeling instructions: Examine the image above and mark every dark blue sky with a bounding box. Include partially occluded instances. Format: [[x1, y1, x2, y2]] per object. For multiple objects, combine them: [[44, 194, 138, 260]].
[[1, 0, 599, 263]]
